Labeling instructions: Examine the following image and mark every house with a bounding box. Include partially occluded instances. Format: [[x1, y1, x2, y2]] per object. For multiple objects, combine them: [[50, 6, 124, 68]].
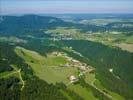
[[52, 52, 62, 56], [69, 75, 79, 83], [79, 65, 87, 71], [66, 57, 72, 61], [57, 52, 62, 56], [72, 59, 82, 66], [52, 52, 58, 56]]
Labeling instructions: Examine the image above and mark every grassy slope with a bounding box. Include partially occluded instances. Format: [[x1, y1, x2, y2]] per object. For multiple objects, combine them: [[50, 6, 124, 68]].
[[114, 43, 133, 52], [68, 84, 98, 100], [15, 46, 100, 100], [84, 72, 125, 100], [87, 33, 133, 52], [94, 80, 125, 100], [15, 46, 79, 84], [46, 27, 85, 39], [60, 90, 73, 100], [14, 46, 125, 100]]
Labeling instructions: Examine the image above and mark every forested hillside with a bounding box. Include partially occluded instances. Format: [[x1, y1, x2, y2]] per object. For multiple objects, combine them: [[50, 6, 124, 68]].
[[0, 14, 133, 100], [1, 15, 132, 36]]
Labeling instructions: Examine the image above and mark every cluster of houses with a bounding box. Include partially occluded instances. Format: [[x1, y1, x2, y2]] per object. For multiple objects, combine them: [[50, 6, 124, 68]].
[[66, 56, 95, 83], [51, 34, 73, 41], [64, 56, 88, 71], [45, 31, 73, 40], [52, 51, 67, 57], [51, 51, 95, 83]]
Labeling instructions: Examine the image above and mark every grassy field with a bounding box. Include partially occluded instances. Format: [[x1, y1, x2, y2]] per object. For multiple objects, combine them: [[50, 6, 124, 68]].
[[60, 90, 73, 100], [84, 72, 125, 100], [87, 32, 133, 52], [15, 46, 79, 84], [15, 46, 100, 99], [45, 27, 85, 39], [114, 43, 133, 52], [126, 35, 133, 44], [14, 46, 126, 99], [94, 80, 125, 100], [46, 27, 79, 34], [79, 19, 133, 26], [67, 84, 98, 100], [84, 73, 96, 84]]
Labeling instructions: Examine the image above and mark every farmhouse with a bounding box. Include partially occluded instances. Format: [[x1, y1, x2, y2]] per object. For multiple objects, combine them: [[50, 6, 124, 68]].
[[52, 51, 62, 56], [72, 59, 82, 66], [69, 75, 79, 83], [78, 65, 87, 71], [52, 52, 58, 56]]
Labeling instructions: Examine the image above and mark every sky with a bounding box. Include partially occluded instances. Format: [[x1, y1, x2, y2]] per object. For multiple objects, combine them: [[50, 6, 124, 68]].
[[0, 0, 133, 15]]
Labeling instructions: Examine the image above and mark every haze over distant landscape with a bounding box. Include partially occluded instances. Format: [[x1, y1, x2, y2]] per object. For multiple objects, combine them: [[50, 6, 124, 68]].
[[0, 0, 133, 100], [0, 0, 133, 14]]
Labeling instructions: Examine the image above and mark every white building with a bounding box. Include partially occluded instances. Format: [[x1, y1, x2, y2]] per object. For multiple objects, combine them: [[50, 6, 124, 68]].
[[69, 75, 79, 83]]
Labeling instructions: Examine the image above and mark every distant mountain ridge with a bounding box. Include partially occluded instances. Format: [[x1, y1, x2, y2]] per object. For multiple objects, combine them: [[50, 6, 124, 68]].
[[0, 14, 106, 36], [0, 15, 73, 35], [0, 14, 133, 36]]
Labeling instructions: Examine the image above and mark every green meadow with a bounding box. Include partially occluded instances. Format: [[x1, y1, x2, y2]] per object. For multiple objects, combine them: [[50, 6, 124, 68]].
[[15, 46, 79, 84]]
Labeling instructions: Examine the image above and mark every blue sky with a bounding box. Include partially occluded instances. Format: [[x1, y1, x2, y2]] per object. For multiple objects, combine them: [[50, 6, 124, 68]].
[[0, 0, 133, 14]]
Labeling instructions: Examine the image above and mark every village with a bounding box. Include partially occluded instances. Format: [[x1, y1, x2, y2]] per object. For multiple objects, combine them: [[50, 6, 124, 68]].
[[51, 51, 95, 84]]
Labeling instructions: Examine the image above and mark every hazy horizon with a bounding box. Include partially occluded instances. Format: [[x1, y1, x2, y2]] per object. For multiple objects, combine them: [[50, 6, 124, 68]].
[[0, 0, 133, 15]]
